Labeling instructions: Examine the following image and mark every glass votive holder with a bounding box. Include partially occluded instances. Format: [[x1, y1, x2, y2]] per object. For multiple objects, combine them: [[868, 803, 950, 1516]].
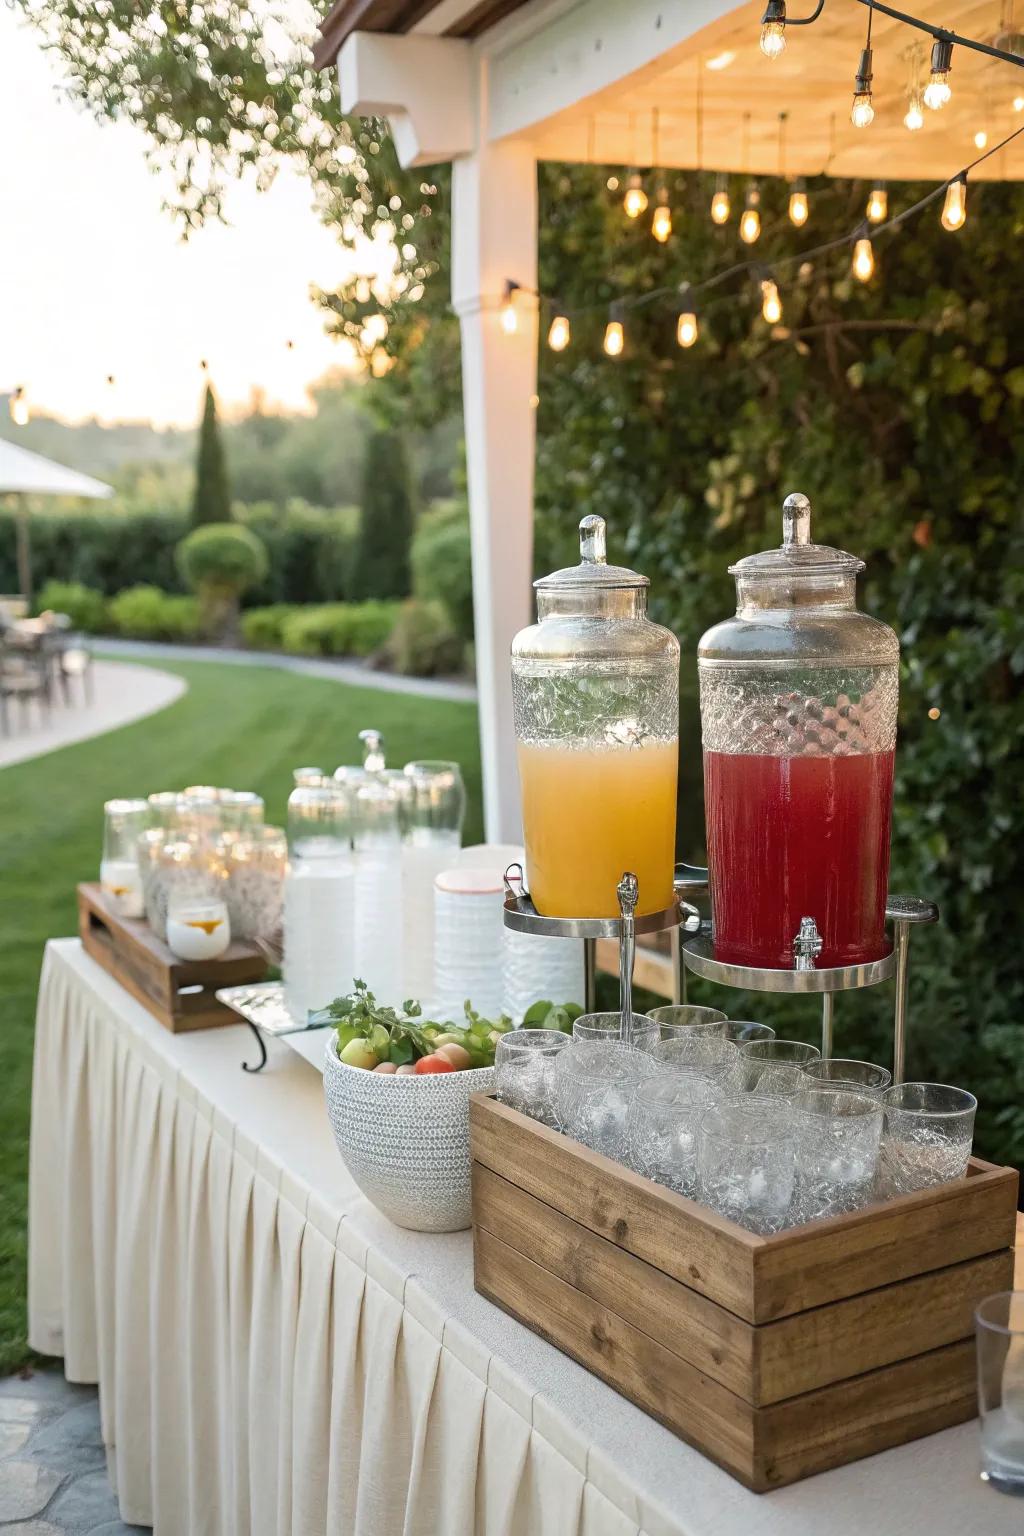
[[174, 793, 223, 836], [697, 1096, 798, 1235], [735, 1038, 821, 1097], [878, 1082, 977, 1195], [146, 791, 181, 829], [794, 1087, 884, 1221], [573, 1011, 657, 1051], [101, 797, 151, 917], [646, 1004, 728, 1042], [976, 1291, 1024, 1495], [553, 1042, 655, 1161], [495, 1028, 570, 1126], [222, 824, 287, 942], [146, 834, 226, 943], [802, 1058, 892, 1095], [219, 790, 265, 833], [626, 1074, 713, 1197], [166, 895, 231, 961], [723, 1021, 776, 1046]]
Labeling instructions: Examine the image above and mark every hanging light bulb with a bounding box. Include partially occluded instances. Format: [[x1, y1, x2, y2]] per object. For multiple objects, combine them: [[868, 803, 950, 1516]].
[[603, 307, 625, 356], [1015, 96, 1024, 112], [760, 0, 787, 58], [904, 91, 925, 130], [623, 173, 648, 219], [924, 39, 953, 109], [941, 174, 967, 231], [547, 313, 571, 352], [500, 281, 519, 334], [651, 193, 672, 243], [760, 277, 782, 324], [740, 183, 761, 244], [676, 285, 699, 348], [974, 129, 988, 150], [851, 46, 875, 127], [710, 174, 731, 224], [788, 177, 809, 226], [866, 183, 888, 222], [9, 386, 29, 427], [852, 236, 876, 281]]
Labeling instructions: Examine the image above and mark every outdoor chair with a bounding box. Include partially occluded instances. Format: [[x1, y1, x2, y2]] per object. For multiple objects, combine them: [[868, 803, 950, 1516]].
[[0, 638, 51, 733]]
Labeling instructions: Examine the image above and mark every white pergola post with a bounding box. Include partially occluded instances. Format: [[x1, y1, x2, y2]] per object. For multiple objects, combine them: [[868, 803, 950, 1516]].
[[451, 82, 538, 845]]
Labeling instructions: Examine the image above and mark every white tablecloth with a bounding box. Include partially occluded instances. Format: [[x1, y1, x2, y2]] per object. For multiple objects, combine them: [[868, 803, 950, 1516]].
[[27, 939, 1024, 1536]]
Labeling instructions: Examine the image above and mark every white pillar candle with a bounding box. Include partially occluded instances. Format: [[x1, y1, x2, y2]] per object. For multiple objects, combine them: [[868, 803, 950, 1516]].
[[166, 901, 231, 961], [100, 858, 145, 919]]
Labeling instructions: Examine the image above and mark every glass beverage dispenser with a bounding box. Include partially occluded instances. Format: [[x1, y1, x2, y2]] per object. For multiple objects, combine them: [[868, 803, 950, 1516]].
[[512, 515, 680, 919], [698, 493, 899, 970]]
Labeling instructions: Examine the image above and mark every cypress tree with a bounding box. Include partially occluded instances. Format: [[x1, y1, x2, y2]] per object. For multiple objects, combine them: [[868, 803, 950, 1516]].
[[191, 383, 232, 526], [351, 429, 414, 599]]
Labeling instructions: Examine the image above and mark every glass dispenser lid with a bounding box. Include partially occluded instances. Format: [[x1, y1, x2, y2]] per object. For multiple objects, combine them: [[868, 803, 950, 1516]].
[[534, 515, 649, 592], [729, 493, 865, 580]]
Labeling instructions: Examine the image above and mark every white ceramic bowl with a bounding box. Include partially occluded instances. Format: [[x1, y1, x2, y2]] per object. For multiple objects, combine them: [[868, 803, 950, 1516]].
[[322, 1036, 494, 1232]]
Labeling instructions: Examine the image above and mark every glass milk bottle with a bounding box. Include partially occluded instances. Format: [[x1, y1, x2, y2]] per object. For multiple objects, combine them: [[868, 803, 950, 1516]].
[[100, 798, 150, 917], [512, 516, 680, 918], [698, 492, 899, 970], [283, 780, 356, 1022]]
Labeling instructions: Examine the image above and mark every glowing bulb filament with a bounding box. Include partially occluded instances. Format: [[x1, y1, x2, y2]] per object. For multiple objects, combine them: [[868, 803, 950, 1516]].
[[866, 185, 887, 223], [677, 311, 699, 348], [852, 237, 875, 281], [500, 299, 518, 335], [623, 175, 648, 219], [547, 314, 571, 352], [788, 186, 809, 227], [651, 201, 672, 243], [851, 92, 874, 129], [711, 188, 731, 225], [924, 72, 951, 109], [740, 208, 761, 244], [760, 20, 786, 58], [9, 389, 29, 427], [603, 319, 624, 356], [760, 279, 782, 324], [904, 93, 925, 131], [941, 176, 967, 231]]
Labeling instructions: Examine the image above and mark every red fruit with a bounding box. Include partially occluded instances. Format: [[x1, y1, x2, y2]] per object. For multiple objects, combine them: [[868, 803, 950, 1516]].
[[414, 1055, 455, 1074]]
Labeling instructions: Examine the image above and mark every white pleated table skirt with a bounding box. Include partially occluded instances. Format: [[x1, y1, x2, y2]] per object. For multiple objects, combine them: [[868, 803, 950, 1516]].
[[27, 941, 1012, 1536]]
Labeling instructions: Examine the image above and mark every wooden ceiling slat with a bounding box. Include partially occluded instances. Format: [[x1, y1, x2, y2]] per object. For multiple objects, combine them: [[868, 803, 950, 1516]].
[[445, 0, 528, 39], [313, 0, 530, 68]]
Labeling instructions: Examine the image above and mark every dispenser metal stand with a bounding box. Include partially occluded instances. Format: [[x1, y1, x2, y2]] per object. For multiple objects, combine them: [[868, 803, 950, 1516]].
[[676, 866, 937, 1083]]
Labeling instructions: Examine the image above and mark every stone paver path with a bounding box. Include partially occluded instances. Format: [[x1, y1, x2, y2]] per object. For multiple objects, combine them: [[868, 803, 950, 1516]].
[[0, 661, 185, 771], [0, 1369, 146, 1534]]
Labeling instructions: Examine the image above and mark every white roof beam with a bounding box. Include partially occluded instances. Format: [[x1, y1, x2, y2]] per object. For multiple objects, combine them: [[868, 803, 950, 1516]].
[[338, 32, 475, 167]]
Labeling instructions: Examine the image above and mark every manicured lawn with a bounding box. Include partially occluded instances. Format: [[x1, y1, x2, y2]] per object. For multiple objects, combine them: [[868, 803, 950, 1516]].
[[0, 656, 482, 1374]]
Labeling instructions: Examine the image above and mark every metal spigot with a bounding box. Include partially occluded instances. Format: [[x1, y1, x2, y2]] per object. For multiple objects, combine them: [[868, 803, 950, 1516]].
[[793, 915, 823, 971], [617, 871, 639, 1044]]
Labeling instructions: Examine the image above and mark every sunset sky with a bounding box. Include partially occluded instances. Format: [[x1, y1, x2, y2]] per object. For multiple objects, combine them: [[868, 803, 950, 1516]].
[[0, 10, 357, 427]]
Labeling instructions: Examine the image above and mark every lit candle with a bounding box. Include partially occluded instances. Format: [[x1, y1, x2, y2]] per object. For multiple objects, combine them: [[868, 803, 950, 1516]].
[[166, 900, 231, 960]]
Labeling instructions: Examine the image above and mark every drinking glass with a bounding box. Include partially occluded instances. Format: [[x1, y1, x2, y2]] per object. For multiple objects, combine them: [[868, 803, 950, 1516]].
[[147, 791, 181, 829], [166, 894, 231, 961], [553, 1043, 655, 1161], [219, 790, 265, 833], [793, 1088, 884, 1221], [802, 1057, 891, 1095], [402, 760, 466, 840], [976, 1292, 1024, 1495], [879, 1082, 977, 1194], [646, 1004, 727, 1041], [723, 1021, 776, 1046], [697, 1096, 798, 1234], [222, 825, 287, 943], [627, 1074, 713, 1196], [649, 1036, 737, 1088], [146, 834, 226, 942], [495, 1029, 570, 1126], [400, 761, 466, 1003], [735, 1038, 820, 1097], [101, 798, 150, 917], [573, 1011, 657, 1050]]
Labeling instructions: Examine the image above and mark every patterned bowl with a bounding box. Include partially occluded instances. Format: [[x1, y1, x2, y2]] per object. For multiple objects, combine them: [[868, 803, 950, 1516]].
[[322, 1036, 495, 1231]]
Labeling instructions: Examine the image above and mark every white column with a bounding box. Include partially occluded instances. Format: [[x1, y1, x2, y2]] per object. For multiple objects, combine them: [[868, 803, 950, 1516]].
[[451, 86, 538, 845]]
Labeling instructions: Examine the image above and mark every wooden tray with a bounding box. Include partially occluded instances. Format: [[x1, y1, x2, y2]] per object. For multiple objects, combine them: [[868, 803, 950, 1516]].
[[470, 1092, 1019, 1492], [78, 882, 268, 1033]]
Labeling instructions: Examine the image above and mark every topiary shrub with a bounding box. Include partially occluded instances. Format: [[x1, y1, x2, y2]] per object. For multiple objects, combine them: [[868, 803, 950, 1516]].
[[176, 522, 269, 641], [411, 500, 474, 642], [108, 585, 201, 641], [351, 430, 414, 600], [383, 598, 463, 677], [34, 580, 108, 634]]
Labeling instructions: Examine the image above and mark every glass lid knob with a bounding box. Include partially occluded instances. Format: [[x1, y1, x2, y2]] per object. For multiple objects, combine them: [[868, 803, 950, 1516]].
[[579, 515, 607, 565], [782, 492, 812, 548]]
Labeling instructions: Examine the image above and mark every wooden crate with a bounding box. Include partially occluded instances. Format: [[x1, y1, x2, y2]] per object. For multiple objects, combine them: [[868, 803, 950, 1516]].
[[78, 882, 268, 1033], [470, 1092, 1019, 1492]]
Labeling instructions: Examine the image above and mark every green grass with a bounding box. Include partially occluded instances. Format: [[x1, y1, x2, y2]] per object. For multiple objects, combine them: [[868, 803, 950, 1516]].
[[0, 656, 481, 1374]]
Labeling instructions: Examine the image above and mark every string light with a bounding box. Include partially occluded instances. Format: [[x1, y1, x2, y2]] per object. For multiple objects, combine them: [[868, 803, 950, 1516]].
[[760, 277, 782, 323], [500, 280, 520, 334], [974, 129, 988, 149], [711, 174, 731, 224], [866, 183, 888, 222], [1015, 96, 1024, 111], [740, 184, 762, 244], [623, 172, 648, 218], [924, 39, 953, 109], [851, 6, 875, 128], [676, 285, 699, 347], [603, 306, 625, 356], [789, 177, 809, 226], [941, 173, 967, 230], [852, 235, 876, 281], [905, 91, 925, 129], [547, 313, 571, 351], [760, 0, 787, 58], [9, 386, 29, 427], [651, 191, 672, 242]]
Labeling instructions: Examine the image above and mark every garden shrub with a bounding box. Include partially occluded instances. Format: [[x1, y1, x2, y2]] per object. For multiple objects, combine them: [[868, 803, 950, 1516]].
[[33, 580, 108, 633], [108, 585, 201, 641], [239, 604, 299, 650], [351, 430, 414, 600], [411, 500, 473, 642], [279, 601, 400, 658], [176, 522, 269, 639], [239, 501, 357, 604], [383, 598, 463, 677]]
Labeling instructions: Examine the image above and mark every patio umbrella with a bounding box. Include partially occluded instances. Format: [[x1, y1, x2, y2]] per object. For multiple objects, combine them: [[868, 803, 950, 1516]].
[[0, 438, 113, 609]]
